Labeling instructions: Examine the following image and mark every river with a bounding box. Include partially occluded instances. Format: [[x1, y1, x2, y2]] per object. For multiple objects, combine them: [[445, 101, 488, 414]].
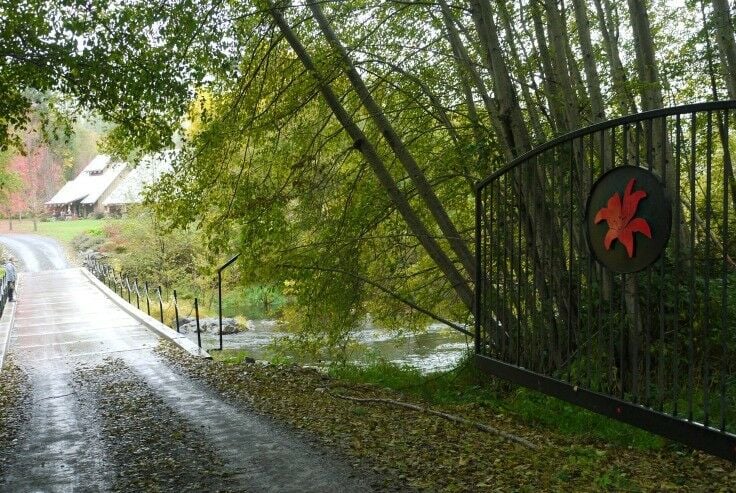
[[182, 320, 472, 373]]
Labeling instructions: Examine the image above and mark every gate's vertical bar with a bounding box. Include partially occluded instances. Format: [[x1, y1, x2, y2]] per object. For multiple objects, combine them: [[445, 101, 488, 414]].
[[516, 170, 522, 367], [657, 116, 668, 412], [145, 281, 151, 316], [585, 134, 594, 390], [475, 183, 482, 355], [673, 113, 682, 417], [174, 289, 180, 333], [568, 138, 574, 383], [487, 183, 494, 357], [218, 270, 223, 351], [703, 110, 713, 427], [529, 158, 538, 372], [688, 111, 697, 421], [645, 120, 654, 406], [720, 108, 729, 432], [499, 174, 506, 358]]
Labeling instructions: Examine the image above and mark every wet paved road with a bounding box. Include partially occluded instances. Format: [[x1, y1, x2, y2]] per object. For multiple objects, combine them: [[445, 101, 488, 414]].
[[0, 235, 374, 492]]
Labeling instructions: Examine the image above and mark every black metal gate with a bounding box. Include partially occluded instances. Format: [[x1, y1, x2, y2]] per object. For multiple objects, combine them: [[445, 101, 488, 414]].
[[475, 101, 736, 460]]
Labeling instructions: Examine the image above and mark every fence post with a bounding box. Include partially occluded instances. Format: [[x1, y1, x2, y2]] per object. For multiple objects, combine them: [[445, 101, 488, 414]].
[[134, 279, 140, 309], [195, 297, 201, 349], [157, 285, 164, 324], [173, 289, 180, 333], [125, 277, 132, 304], [217, 254, 240, 351], [144, 281, 151, 315]]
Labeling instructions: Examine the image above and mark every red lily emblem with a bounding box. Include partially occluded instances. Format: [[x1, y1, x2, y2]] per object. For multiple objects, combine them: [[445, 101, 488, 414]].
[[594, 178, 652, 258]]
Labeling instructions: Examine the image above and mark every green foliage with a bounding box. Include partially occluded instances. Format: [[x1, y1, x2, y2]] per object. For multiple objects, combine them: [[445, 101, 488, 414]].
[[99, 209, 208, 292], [222, 284, 286, 319], [0, 0, 233, 152]]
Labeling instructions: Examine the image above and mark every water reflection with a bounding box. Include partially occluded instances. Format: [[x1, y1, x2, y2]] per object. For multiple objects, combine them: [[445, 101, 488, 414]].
[[183, 320, 471, 373]]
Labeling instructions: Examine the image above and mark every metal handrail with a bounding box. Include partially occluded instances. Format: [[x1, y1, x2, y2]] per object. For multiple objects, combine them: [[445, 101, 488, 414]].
[[217, 254, 240, 351]]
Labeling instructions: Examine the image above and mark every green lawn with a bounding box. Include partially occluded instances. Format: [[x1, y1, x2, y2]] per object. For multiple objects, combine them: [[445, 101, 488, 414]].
[[0, 218, 115, 245], [37, 219, 113, 244]]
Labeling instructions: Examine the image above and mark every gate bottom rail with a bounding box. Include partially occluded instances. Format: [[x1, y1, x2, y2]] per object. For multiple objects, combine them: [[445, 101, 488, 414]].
[[475, 354, 736, 461]]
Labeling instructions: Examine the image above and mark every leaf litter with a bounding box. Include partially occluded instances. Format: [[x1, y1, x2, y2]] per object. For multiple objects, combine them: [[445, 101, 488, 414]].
[[72, 357, 238, 492], [158, 342, 736, 492]]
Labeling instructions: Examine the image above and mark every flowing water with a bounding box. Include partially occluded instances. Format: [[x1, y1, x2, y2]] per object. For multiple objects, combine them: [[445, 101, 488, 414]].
[[183, 320, 471, 374]]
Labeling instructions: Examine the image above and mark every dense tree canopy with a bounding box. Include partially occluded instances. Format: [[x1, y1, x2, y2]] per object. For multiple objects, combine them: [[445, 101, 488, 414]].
[[3, 0, 736, 350], [0, 0, 230, 151]]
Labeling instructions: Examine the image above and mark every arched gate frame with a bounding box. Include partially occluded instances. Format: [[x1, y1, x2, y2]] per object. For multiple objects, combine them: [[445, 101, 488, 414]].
[[475, 101, 736, 461]]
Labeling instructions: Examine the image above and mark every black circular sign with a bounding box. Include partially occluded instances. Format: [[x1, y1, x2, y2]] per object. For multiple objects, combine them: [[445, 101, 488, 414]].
[[585, 166, 671, 273]]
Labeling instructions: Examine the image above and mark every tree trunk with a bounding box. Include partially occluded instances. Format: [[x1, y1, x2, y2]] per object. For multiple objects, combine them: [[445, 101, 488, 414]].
[[264, 1, 474, 309], [307, 0, 476, 279], [711, 0, 736, 99], [497, 1, 546, 143], [592, 0, 637, 115], [626, 0, 664, 111], [529, 0, 566, 134], [571, 0, 605, 123]]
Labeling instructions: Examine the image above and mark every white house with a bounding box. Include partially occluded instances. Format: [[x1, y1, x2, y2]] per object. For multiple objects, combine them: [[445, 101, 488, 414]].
[[45, 155, 129, 217], [102, 151, 175, 214]]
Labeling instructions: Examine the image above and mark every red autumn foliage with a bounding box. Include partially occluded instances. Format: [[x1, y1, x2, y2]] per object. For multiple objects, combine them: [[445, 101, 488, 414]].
[[594, 178, 652, 258], [6, 133, 64, 216]]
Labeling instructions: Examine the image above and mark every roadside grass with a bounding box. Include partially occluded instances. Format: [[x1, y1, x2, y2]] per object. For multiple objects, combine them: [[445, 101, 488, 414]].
[[210, 346, 665, 451], [0, 218, 114, 245], [328, 356, 665, 451], [210, 348, 253, 365]]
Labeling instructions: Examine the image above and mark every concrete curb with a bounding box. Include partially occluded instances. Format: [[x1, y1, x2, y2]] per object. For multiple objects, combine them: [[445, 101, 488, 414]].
[[0, 276, 18, 372], [80, 268, 211, 359]]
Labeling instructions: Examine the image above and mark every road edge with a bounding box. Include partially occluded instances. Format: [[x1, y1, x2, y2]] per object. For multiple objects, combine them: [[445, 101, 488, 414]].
[[80, 268, 211, 359]]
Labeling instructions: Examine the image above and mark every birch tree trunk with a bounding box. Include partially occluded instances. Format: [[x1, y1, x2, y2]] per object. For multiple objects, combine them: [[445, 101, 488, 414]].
[[571, 0, 605, 123], [307, 0, 476, 279], [593, 0, 637, 115], [711, 0, 736, 99], [263, 1, 474, 309], [626, 0, 664, 111]]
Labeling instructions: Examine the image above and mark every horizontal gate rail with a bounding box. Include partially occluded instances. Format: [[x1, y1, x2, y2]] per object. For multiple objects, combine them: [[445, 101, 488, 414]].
[[475, 100, 736, 461]]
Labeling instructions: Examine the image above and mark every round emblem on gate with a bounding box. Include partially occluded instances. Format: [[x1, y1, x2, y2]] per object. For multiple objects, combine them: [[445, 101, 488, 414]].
[[585, 166, 671, 273]]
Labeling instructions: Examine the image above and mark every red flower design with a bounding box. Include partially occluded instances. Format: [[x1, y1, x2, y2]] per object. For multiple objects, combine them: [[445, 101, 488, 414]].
[[594, 178, 652, 258]]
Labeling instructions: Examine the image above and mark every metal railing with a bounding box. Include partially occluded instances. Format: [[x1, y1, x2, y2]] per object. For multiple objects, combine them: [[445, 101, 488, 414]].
[[217, 254, 240, 351], [0, 274, 9, 318], [85, 257, 204, 350], [475, 101, 736, 460]]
